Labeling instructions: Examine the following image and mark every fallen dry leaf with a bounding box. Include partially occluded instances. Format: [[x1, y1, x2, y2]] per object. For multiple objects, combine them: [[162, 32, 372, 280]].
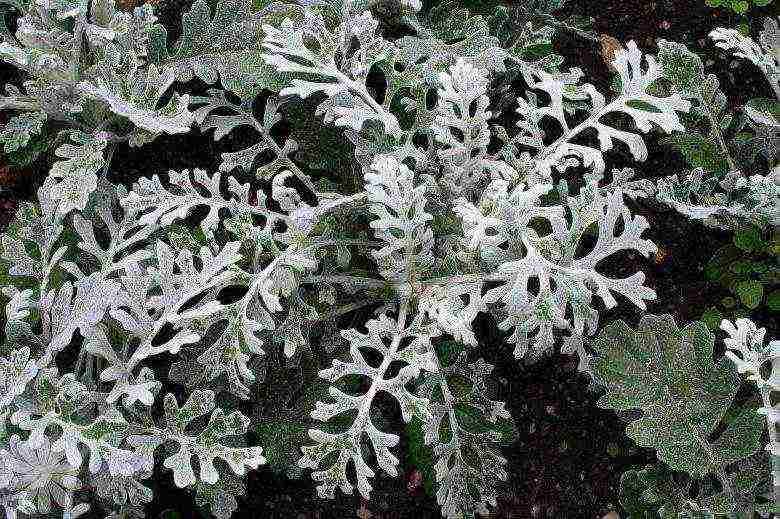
[[599, 33, 622, 71]]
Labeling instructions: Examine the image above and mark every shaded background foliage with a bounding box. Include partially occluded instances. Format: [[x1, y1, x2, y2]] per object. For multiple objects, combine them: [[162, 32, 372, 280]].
[[0, 0, 777, 517]]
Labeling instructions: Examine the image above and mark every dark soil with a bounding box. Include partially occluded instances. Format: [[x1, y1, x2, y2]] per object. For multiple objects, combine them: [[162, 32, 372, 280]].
[[1, 0, 779, 518]]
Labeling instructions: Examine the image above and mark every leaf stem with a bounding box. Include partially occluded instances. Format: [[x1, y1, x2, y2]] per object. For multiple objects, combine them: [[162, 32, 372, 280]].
[[699, 93, 737, 174], [331, 67, 399, 136], [310, 298, 383, 323], [758, 377, 780, 495], [71, 0, 90, 83], [428, 343, 461, 451], [535, 97, 622, 168], [303, 274, 386, 289], [537, 14, 600, 44], [352, 299, 409, 435]]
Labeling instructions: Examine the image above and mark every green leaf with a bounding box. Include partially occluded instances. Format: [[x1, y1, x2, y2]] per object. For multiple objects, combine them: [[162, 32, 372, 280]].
[[732, 226, 764, 252], [193, 472, 247, 519], [254, 419, 307, 474], [709, 407, 763, 467], [0, 112, 46, 154], [728, 260, 753, 275], [149, 0, 290, 97], [592, 315, 742, 479], [766, 290, 780, 311], [3, 132, 52, 170], [701, 307, 724, 331], [697, 491, 731, 514], [756, 501, 780, 514], [661, 134, 729, 174], [743, 98, 780, 128], [657, 39, 705, 98], [405, 416, 437, 499], [734, 279, 763, 309], [620, 469, 659, 518], [519, 42, 555, 61], [705, 245, 741, 283], [619, 464, 690, 519]]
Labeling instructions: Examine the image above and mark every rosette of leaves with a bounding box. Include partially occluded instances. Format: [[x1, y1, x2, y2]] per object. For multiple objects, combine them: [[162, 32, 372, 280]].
[[593, 314, 768, 516], [0, 0, 775, 517], [700, 226, 779, 330], [259, 20, 665, 384], [0, 433, 84, 515]]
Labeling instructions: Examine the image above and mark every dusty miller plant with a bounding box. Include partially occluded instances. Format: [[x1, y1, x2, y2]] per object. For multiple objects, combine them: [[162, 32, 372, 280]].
[[639, 17, 780, 230], [0, 0, 776, 518]]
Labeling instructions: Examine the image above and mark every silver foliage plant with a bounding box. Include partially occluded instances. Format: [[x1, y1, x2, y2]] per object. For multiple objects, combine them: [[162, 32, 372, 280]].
[[644, 17, 780, 230], [721, 318, 780, 504], [0, 0, 776, 518]]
